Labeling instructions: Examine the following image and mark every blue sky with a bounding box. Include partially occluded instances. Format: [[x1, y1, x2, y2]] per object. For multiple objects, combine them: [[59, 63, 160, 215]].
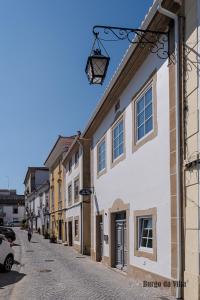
[[0, 0, 153, 193]]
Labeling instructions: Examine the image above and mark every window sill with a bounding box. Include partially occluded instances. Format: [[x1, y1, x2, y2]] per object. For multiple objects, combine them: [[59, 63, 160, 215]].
[[134, 248, 156, 261], [111, 153, 126, 169], [97, 168, 107, 179]]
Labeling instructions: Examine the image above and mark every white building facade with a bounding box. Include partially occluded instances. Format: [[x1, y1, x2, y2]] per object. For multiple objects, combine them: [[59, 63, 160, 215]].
[[63, 135, 91, 254], [24, 167, 49, 231], [0, 189, 25, 225], [32, 182, 50, 234], [89, 55, 171, 277], [82, 1, 184, 297]]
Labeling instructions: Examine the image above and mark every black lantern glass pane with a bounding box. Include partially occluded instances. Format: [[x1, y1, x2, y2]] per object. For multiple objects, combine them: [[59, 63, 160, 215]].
[[85, 58, 92, 83], [85, 54, 109, 84], [93, 77, 102, 84], [91, 57, 108, 76]]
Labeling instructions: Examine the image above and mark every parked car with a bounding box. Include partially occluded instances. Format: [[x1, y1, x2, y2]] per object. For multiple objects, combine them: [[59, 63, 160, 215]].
[[9, 221, 21, 227], [0, 227, 16, 242], [0, 234, 14, 272]]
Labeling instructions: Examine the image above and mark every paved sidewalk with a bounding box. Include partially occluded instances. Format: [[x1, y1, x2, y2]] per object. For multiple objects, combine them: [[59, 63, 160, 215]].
[[0, 228, 175, 300]]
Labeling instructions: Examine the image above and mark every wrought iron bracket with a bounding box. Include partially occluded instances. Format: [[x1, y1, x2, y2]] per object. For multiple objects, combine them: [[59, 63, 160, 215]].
[[92, 25, 170, 60]]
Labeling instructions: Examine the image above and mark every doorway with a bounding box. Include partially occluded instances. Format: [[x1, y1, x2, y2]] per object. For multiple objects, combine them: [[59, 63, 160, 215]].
[[65, 222, 67, 242], [58, 220, 62, 241], [68, 221, 73, 246], [96, 215, 103, 261], [112, 211, 127, 270]]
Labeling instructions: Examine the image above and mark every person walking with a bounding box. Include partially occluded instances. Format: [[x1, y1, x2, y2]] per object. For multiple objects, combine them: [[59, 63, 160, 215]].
[[28, 227, 32, 242]]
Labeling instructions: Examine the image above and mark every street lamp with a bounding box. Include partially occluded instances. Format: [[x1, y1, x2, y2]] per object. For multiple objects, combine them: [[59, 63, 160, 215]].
[[85, 32, 110, 85], [85, 49, 110, 85], [85, 25, 169, 84]]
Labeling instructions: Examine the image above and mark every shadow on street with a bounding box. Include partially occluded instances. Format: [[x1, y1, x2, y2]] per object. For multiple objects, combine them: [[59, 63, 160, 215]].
[[0, 270, 26, 289]]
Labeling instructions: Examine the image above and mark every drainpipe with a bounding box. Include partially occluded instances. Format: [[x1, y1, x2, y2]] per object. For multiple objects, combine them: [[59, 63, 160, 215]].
[[77, 137, 84, 254], [157, 1, 182, 299]]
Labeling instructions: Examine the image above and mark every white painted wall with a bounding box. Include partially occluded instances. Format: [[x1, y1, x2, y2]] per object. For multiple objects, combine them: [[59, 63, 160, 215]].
[[4, 205, 25, 223], [91, 53, 171, 278], [67, 205, 81, 246], [64, 146, 82, 246], [64, 146, 83, 208]]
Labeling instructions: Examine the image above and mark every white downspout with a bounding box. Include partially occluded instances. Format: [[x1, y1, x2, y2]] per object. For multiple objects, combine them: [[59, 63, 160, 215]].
[[77, 139, 84, 254], [157, 2, 182, 299]]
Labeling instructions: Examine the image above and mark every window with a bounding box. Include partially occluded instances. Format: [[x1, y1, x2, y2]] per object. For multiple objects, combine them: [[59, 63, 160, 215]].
[[58, 182, 62, 210], [97, 139, 106, 173], [75, 151, 79, 165], [13, 207, 18, 214], [134, 207, 157, 261], [51, 189, 54, 209], [58, 182, 62, 202], [69, 158, 72, 173], [112, 119, 124, 161], [138, 217, 153, 250], [136, 86, 153, 141], [68, 184, 72, 206], [74, 178, 79, 202], [74, 219, 79, 238], [45, 192, 49, 208]]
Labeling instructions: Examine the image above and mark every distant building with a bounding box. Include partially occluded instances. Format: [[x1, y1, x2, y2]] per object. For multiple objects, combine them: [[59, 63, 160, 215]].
[[62, 134, 91, 254], [0, 189, 25, 225], [24, 167, 49, 230], [44, 135, 75, 242]]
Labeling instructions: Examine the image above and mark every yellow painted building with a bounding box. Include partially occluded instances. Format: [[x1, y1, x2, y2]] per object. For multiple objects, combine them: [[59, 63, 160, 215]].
[[44, 135, 75, 241]]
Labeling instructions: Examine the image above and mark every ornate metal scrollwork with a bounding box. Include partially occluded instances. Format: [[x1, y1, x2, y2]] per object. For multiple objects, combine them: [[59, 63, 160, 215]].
[[184, 42, 200, 81], [92, 25, 170, 60]]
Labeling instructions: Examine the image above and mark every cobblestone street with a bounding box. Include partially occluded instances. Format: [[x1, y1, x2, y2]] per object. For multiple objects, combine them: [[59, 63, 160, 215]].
[[0, 228, 175, 300]]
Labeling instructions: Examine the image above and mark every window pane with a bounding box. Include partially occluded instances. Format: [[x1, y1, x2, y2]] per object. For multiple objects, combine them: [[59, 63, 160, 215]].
[[145, 103, 152, 120], [136, 86, 153, 142], [118, 144, 123, 156], [138, 124, 144, 140], [137, 97, 144, 114], [98, 140, 106, 172], [112, 120, 124, 160], [137, 111, 144, 127], [143, 229, 148, 237], [145, 88, 152, 106], [144, 218, 152, 228], [141, 238, 147, 247], [143, 219, 149, 228], [147, 238, 152, 248], [114, 148, 118, 160], [114, 137, 119, 149], [145, 117, 153, 134], [119, 121, 123, 133], [149, 229, 152, 238], [119, 132, 123, 144], [114, 126, 119, 138]]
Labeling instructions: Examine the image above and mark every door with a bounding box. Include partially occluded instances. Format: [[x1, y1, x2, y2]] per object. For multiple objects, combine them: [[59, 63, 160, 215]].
[[68, 221, 73, 246], [99, 221, 103, 260], [65, 222, 67, 242], [59, 220, 62, 240], [96, 215, 103, 261], [115, 212, 127, 270]]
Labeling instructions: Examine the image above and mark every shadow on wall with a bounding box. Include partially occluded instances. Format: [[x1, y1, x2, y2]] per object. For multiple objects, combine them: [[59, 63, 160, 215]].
[[0, 270, 26, 289]]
